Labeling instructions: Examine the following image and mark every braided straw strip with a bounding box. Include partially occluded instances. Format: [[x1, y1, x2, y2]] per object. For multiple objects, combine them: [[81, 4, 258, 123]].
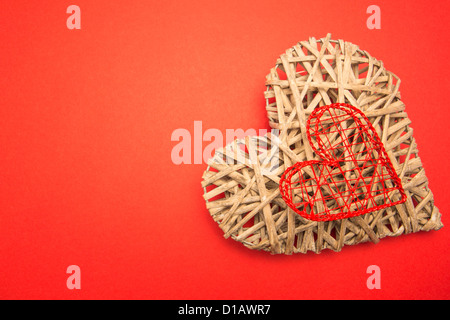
[[202, 34, 443, 254]]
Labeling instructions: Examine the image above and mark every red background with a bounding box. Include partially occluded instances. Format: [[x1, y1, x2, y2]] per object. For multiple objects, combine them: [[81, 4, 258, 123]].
[[0, 1, 449, 300]]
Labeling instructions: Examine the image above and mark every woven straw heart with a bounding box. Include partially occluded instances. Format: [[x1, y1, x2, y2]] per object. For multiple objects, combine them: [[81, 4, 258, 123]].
[[202, 35, 443, 254], [280, 103, 407, 222]]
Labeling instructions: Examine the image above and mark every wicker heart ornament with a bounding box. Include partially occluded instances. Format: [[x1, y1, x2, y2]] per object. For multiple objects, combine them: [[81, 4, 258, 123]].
[[279, 103, 407, 222], [202, 34, 443, 255]]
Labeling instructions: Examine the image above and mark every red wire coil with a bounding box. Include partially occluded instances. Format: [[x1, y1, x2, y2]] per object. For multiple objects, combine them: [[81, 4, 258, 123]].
[[279, 103, 407, 222]]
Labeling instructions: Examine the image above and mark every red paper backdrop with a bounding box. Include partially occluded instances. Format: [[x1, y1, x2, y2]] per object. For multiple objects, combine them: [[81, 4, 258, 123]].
[[0, 0, 449, 300]]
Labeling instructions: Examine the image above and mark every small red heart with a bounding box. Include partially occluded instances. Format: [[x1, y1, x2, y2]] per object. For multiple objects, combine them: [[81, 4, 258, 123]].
[[279, 103, 407, 222]]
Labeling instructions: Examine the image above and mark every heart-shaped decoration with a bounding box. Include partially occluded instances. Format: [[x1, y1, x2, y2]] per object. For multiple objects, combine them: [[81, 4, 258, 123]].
[[202, 35, 443, 254], [280, 103, 407, 221]]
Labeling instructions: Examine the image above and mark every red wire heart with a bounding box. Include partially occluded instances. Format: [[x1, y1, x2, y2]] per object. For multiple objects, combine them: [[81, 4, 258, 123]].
[[279, 103, 407, 222]]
